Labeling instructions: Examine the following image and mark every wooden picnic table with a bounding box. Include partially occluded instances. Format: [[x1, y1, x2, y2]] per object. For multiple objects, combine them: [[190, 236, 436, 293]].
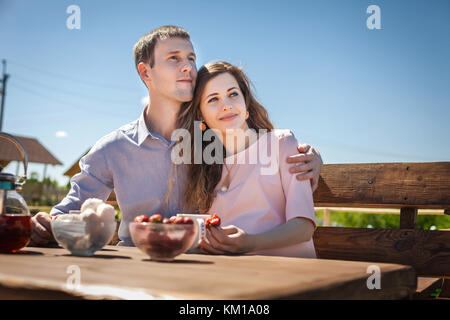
[[0, 245, 416, 300]]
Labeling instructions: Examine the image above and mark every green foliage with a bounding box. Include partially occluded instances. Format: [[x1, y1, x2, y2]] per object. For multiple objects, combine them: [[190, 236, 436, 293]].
[[430, 288, 441, 297], [315, 210, 450, 230], [29, 172, 39, 180], [22, 171, 68, 206], [417, 214, 450, 230], [27, 172, 59, 188], [116, 209, 122, 221]]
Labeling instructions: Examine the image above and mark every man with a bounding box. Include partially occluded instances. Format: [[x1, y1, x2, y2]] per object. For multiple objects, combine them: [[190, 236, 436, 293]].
[[31, 25, 323, 246]]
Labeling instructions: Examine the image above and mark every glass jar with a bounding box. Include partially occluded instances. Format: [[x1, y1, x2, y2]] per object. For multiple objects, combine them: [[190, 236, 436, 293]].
[[0, 132, 31, 253]]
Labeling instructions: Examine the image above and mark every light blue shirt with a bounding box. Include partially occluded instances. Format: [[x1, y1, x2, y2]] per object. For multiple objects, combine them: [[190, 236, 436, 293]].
[[50, 109, 187, 245]]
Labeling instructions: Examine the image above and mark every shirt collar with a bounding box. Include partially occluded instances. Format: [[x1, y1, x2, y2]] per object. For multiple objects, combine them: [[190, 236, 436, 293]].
[[135, 108, 151, 146], [135, 106, 176, 147]]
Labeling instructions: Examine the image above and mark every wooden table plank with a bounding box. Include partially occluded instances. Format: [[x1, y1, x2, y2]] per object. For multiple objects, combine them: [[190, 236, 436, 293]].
[[0, 245, 416, 300]]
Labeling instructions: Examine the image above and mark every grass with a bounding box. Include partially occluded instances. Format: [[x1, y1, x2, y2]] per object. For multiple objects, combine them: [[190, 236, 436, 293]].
[[315, 210, 450, 230]]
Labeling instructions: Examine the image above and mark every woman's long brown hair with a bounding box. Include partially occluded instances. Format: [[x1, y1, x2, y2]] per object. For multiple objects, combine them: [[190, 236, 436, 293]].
[[166, 61, 275, 214]]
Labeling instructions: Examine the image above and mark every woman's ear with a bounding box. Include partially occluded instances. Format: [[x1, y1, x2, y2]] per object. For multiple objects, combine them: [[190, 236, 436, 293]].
[[138, 62, 151, 85]]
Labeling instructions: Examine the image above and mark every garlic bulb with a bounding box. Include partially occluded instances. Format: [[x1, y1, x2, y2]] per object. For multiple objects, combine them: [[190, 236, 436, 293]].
[[81, 198, 104, 213], [97, 203, 116, 222]]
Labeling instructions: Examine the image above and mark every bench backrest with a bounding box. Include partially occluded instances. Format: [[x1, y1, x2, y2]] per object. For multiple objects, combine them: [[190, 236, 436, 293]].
[[312, 162, 450, 277]]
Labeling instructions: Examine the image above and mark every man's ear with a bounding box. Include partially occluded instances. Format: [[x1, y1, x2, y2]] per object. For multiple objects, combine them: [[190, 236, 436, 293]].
[[138, 62, 151, 85]]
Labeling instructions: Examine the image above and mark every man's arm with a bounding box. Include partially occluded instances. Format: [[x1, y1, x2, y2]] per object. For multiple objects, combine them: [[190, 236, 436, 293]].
[[30, 144, 114, 246], [286, 144, 323, 192]]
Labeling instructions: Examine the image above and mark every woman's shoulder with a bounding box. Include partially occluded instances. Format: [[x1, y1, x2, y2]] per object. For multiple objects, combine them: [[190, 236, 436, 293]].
[[268, 129, 299, 147], [270, 129, 296, 139], [262, 129, 298, 159], [250, 129, 298, 160]]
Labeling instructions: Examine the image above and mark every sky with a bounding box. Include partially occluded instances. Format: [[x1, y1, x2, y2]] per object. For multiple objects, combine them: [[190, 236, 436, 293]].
[[1, 0, 449, 186]]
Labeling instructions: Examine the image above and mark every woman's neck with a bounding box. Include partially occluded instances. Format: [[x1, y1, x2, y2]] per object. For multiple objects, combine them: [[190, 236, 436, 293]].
[[222, 124, 256, 156]]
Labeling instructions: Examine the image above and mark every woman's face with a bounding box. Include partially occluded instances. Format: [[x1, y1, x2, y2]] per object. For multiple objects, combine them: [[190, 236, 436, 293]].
[[199, 72, 248, 136]]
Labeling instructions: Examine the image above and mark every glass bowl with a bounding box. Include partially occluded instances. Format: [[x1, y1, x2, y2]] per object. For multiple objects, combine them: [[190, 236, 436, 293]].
[[129, 222, 198, 261], [51, 215, 116, 256]]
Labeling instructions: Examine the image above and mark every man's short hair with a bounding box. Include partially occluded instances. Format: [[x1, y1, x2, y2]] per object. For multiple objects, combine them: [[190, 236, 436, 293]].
[[133, 25, 191, 72]]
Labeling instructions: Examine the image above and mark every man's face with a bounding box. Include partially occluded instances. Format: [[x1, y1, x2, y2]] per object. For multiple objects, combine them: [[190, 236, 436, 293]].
[[146, 37, 197, 103]]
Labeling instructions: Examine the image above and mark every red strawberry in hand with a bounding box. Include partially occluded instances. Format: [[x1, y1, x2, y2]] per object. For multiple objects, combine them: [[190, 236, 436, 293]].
[[206, 213, 221, 228], [134, 215, 149, 223]]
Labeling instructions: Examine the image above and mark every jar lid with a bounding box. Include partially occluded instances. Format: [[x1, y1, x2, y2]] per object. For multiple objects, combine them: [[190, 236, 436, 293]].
[[0, 173, 16, 183], [0, 173, 16, 190]]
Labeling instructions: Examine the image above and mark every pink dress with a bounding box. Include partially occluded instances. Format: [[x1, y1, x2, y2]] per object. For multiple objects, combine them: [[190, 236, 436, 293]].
[[208, 129, 317, 258]]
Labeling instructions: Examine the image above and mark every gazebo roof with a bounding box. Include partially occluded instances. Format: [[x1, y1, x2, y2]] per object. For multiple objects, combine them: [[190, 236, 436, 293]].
[[64, 148, 90, 177], [63, 147, 117, 204], [0, 134, 62, 166]]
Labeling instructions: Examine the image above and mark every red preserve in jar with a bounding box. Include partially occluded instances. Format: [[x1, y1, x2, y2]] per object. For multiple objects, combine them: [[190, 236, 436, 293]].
[[0, 214, 32, 253]]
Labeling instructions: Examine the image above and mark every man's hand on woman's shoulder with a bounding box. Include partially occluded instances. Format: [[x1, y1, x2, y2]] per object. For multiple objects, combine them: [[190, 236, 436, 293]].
[[286, 143, 323, 192]]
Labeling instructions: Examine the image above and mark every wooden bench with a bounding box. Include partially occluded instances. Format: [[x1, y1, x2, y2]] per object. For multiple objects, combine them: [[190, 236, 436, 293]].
[[312, 162, 450, 299]]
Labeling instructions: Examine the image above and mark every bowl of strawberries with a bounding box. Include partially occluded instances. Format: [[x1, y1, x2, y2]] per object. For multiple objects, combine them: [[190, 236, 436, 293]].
[[129, 213, 198, 262]]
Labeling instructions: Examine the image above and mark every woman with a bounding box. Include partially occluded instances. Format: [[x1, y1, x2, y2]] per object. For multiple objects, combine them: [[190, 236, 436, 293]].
[[171, 61, 317, 258]]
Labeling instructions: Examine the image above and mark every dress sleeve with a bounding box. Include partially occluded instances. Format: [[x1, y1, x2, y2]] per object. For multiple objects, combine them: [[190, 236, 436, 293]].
[[278, 130, 317, 230], [50, 140, 114, 216]]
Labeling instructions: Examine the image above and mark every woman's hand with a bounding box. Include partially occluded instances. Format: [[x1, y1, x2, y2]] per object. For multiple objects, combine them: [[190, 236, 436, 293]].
[[198, 225, 256, 255]]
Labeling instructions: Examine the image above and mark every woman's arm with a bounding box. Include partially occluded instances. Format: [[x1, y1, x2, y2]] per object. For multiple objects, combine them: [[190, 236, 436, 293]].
[[199, 217, 315, 254], [199, 131, 317, 255], [251, 217, 315, 251]]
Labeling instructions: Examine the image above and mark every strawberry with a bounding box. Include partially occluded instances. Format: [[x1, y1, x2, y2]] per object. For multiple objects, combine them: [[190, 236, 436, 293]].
[[162, 218, 170, 224], [149, 214, 163, 223], [134, 215, 149, 223], [169, 216, 177, 224], [183, 217, 193, 224], [173, 217, 184, 224], [209, 217, 220, 226], [206, 213, 221, 228]]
